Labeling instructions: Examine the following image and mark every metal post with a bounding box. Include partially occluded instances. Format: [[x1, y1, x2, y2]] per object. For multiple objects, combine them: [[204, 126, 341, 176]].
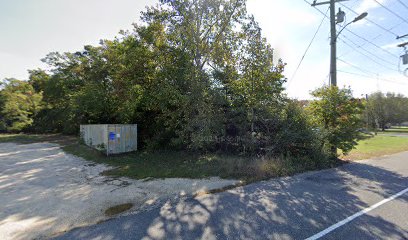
[[330, 0, 337, 86]]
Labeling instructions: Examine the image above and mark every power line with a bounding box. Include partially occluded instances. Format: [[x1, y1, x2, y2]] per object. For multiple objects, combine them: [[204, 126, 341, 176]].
[[372, 0, 408, 25], [305, 0, 406, 86], [338, 39, 399, 73], [397, 0, 408, 11], [337, 58, 378, 76], [288, 6, 329, 87], [344, 28, 400, 58], [339, 35, 399, 68], [304, 0, 329, 18], [337, 58, 405, 84], [307, 0, 400, 59], [339, 2, 399, 38], [340, 22, 404, 57], [333, 19, 404, 59], [338, 69, 407, 85]]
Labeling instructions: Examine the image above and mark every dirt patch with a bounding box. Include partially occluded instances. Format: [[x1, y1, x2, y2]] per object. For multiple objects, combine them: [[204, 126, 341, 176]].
[[105, 203, 134, 217], [193, 181, 247, 197], [0, 142, 238, 240]]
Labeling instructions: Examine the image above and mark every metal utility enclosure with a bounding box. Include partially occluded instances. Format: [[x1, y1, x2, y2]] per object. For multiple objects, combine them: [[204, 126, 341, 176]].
[[80, 124, 138, 155]]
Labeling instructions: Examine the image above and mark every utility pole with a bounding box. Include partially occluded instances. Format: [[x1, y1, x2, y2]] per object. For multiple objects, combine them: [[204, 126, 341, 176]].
[[311, 0, 349, 86], [329, 0, 337, 86]]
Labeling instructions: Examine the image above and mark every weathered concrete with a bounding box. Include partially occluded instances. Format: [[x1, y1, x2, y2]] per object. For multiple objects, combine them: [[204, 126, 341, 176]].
[[0, 142, 238, 240]]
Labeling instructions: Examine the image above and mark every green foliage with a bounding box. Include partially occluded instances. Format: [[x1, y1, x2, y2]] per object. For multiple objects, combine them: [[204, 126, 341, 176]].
[[24, 0, 288, 153], [0, 79, 43, 132], [273, 101, 322, 156], [2, 0, 333, 168], [307, 86, 364, 156], [365, 92, 408, 130]]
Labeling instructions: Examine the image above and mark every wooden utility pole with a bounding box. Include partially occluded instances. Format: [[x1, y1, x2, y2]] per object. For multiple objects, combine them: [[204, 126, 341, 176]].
[[311, 0, 349, 86], [329, 0, 337, 86]]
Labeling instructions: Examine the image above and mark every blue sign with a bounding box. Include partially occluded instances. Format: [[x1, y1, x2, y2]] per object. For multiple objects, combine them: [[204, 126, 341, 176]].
[[109, 132, 115, 140]]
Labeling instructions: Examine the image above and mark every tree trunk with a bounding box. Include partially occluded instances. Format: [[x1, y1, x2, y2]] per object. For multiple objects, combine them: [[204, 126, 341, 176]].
[[330, 145, 337, 158]]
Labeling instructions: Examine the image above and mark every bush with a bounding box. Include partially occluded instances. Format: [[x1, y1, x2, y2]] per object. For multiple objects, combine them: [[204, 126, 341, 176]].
[[307, 86, 364, 157]]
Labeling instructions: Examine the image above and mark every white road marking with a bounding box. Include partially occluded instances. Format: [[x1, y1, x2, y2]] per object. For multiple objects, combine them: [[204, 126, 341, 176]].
[[305, 187, 408, 240]]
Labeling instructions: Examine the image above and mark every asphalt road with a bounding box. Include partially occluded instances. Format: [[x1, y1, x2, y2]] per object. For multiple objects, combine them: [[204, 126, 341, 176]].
[[54, 152, 408, 240]]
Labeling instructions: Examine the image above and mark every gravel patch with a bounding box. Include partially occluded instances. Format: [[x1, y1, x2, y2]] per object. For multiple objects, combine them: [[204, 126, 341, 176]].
[[0, 142, 238, 240]]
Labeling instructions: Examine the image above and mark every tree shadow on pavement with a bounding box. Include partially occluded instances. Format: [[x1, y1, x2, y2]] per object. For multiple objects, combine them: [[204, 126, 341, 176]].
[[54, 154, 408, 240]]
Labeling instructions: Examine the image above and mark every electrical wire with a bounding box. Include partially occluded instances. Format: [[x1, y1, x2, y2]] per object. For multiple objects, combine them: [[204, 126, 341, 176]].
[[337, 58, 379, 76], [343, 28, 400, 58], [305, 0, 407, 85], [372, 0, 408, 25], [304, 0, 329, 18], [339, 35, 399, 68], [338, 39, 400, 73], [338, 69, 407, 85], [339, 2, 399, 38], [339, 22, 404, 58], [287, 6, 329, 88], [397, 0, 408, 11], [337, 58, 406, 84], [305, 0, 399, 59]]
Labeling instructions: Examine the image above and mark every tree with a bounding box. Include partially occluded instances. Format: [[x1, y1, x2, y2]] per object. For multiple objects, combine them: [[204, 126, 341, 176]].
[[307, 86, 363, 156], [16, 0, 293, 155], [365, 92, 408, 130], [28, 69, 50, 92], [140, 0, 249, 150], [0, 79, 43, 132]]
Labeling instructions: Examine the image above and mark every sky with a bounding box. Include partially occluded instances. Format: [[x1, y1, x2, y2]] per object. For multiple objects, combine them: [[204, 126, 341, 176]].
[[1, 0, 408, 99]]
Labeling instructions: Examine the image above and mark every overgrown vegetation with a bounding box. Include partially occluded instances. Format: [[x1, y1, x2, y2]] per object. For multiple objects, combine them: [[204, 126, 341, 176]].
[[2, 0, 405, 178], [62, 142, 337, 181], [0, 0, 325, 158]]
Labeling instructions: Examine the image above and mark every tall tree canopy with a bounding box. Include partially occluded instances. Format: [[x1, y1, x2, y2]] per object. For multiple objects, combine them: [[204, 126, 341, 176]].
[[2, 0, 328, 159], [22, 0, 289, 153], [0, 79, 42, 132]]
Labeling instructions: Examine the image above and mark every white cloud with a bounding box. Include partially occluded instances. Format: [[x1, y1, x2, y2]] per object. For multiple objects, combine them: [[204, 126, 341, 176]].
[[356, 0, 386, 13]]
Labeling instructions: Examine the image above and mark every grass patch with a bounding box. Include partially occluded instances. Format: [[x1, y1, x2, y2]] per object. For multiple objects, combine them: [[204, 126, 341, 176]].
[[104, 203, 133, 217], [343, 133, 408, 160], [62, 143, 336, 181], [0, 133, 338, 182], [382, 126, 408, 134], [0, 133, 76, 145]]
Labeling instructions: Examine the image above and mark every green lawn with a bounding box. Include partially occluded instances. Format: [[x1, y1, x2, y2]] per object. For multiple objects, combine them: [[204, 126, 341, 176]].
[[343, 133, 408, 160], [382, 126, 408, 134]]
